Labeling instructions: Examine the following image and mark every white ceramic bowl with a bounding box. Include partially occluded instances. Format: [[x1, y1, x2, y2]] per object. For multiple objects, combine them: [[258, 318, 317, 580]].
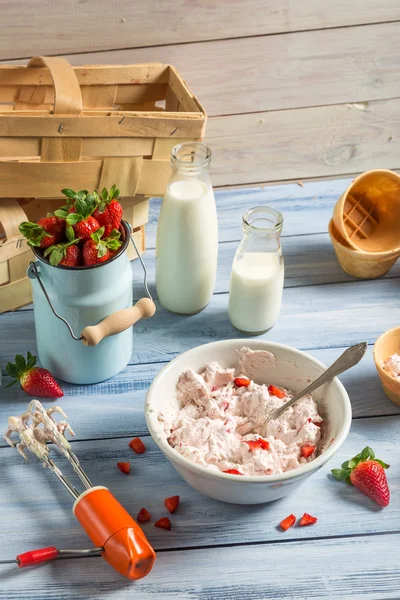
[[145, 340, 352, 504]]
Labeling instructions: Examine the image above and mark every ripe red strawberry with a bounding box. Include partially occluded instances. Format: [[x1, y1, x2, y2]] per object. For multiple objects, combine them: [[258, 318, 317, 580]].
[[164, 496, 179, 514], [154, 517, 171, 531], [43, 227, 81, 267], [64, 192, 100, 242], [129, 437, 146, 454], [299, 513, 318, 526], [332, 447, 390, 507], [5, 352, 63, 398], [301, 445, 316, 459], [137, 508, 151, 523], [19, 216, 65, 249], [83, 227, 122, 266], [245, 438, 269, 451], [280, 514, 296, 531], [117, 462, 131, 475], [234, 377, 250, 387], [268, 384, 286, 399], [223, 469, 243, 475], [73, 216, 100, 242], [93, 185, 123, 237]]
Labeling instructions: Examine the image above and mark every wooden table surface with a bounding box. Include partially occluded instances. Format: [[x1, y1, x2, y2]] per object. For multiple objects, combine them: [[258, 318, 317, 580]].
[[0, 178, 399, 599]]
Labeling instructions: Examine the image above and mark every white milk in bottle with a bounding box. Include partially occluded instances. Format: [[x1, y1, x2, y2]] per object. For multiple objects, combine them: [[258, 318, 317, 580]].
[[229, 207, 284, 333], [156, 143, 218, 314]]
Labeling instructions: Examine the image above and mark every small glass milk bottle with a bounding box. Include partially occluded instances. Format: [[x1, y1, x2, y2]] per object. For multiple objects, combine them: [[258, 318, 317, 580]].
[[229, 206, 284, 333], [156, 142, 218, 314]]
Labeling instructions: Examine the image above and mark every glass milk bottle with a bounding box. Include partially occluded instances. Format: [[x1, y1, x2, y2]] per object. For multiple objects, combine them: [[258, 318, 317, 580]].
[[156, 142, 218, 314], [229, 207, 284, 333]]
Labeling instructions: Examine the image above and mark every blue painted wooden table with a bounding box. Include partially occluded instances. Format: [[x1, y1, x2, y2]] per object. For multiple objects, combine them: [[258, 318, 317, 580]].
[[0, 179, 399, 599]]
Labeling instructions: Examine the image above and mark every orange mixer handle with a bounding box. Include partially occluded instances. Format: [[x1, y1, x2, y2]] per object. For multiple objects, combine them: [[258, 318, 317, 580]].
[[73, 486, 156, 580]]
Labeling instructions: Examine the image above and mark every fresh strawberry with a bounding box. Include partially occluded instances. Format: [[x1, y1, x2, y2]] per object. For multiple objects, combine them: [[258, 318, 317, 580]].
[[155, 517, 171, 531], [301, 445, 316, 459], [63, 192, 100, 242], [268, 385, 286, 399], [234, 377, 250, 387], [5, 352, 63, 398], [332, 447, 390, 507], [83, 227, 122, 266], [299, 513, 318, 526], [43, 227, 81, 267], [280, 514, 296, 531], [223, 469, 243, 475], [19, 216, 65, 249], [129, 437, 146, 454], [137, 508, 151, 523], [117, 462, 131, 475], [245, 438, 270, 451], [164, 495, 180, 514], [93, 185, 123, 237], [73, 216, 100, 242]]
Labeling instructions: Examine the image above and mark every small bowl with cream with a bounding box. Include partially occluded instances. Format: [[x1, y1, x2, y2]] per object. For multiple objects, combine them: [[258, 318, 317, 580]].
[[374, 326, 400, 407], [145, 340, 352, 504]]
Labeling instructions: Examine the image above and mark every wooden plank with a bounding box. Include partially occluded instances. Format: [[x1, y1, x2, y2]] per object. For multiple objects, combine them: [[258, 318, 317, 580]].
[[0, 1, 399, 59], [206, 98, 400, 186], [4, 22, 399, 117], [0, 137, 155, 157]]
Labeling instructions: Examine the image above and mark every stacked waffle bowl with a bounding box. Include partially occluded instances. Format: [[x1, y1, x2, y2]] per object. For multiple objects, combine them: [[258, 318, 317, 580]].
[[329, 169, 400, 279]]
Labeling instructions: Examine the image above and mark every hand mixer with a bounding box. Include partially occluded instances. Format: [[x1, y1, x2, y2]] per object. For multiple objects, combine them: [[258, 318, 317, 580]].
[[2, 400, 156, 580]]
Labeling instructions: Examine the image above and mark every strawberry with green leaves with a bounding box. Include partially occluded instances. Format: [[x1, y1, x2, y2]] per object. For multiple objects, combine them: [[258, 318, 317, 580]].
[[57, 191, 100, 242], [43, 225, 81, 267], [83, 226, 122, 266], [332, 446, 390, 507], [6, 352, 63, 398], [93, 185, 123, 237], [19, 215, 65, 249]]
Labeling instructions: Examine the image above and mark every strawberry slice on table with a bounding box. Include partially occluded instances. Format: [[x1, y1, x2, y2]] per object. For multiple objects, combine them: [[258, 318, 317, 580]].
[[234, 377, 251, 387], [83, 227, 122, 266], [129, 437, 146, 454], [137, 508, 151, 523], [332, 446, 390, 507], [93, 185, 123, 237], [164, 496, 180, 514], [5, 352, 63, 398], [299, 513, 318, 526], [301, 445, 317, 459], [117, 462, 131, 475], [268, 384, 286, 399], [19, 215, 65, 249], [223, 469, 243, 475], [279, 514, 296, 531], [155, 517, 171, 531]]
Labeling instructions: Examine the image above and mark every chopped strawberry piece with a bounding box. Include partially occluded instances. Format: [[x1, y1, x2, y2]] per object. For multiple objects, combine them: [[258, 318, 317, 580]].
[[221, 401, 229, 411], [301, 445, 317, 459], [155, 517, 171, 531], [259, 438, 270, 450], [279, 514, 296, 531], [164, 495, 180, 514], [313, 420, 323, 428], [223, 469, 243, 475], [245, 438, 270, 451], [137, 508, 151, 523], [299, 513, 318, 526], [234, 377, 251, 387], [129, 437, 146, 454], [268, 385, 286, 399], [117, 462, 130, 475]]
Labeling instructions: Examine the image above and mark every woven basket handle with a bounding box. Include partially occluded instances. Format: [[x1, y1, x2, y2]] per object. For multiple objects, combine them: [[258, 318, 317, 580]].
[[27, 56, 82, 115]]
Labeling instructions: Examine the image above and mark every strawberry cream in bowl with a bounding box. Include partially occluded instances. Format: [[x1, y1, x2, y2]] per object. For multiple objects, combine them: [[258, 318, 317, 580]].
[[146, 340, 352, 504]]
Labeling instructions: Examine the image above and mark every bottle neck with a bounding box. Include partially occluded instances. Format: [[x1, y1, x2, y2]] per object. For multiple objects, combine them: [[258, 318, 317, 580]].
[[170, 142, 211, 177], [240, 206, 283, 252]]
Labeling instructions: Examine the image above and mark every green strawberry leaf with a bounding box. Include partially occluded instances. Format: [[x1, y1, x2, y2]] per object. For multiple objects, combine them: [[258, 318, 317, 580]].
[[75, 197, 87, 216], [107, 229, 121, 240], [44, 245, 56, 257], [109, 184, 117, 197], [14, 354, 26, 372], [49, 247, 64, 266], [106, 240, 122, 250], [97, 243, 108, 258], [331, 468, 351, 481], [375, 459, 390, 469], [66, 213, 81, 225], [97, 226, 105, 238], [61, 188, 77, 198], [4, 380, 18, 388], [26, 352, 36, 369], [348, 457, 360, 469], [66, 225, 75, 243], [5, 362, 19, 379], [113, 188, 120, 200], [54, 209, 68, 218], [101, 187, 108, 201], [361, 447, 375, 461], [77, 190, 88, 200]]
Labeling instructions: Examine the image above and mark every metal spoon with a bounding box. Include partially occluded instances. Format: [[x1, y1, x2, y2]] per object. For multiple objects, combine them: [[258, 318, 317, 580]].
[[240, 342, 368, 436]]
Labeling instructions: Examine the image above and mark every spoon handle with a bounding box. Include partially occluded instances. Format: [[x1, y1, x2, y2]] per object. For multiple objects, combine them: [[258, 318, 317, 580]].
[[265, 342, 368, 424]]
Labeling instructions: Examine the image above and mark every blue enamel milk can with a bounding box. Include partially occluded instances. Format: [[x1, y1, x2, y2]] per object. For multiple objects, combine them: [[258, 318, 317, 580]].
[[27, 221, 155, 384]]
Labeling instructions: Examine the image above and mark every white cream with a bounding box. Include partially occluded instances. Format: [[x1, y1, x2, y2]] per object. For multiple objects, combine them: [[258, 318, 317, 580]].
[[229, 251, 284, 333], [156, 179, 218, 314]]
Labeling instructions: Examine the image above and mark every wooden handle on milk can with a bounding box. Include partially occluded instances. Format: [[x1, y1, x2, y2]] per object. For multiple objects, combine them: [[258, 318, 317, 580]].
[[81, 298, 156, 347]]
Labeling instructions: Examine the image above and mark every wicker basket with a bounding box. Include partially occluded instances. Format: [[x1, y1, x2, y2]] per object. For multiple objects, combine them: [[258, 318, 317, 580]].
[[0, 56, 206, 312]]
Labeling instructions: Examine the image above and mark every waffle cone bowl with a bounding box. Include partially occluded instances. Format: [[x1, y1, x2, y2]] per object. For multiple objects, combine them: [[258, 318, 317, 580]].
[[328, 219, 400, 279], [332, 169, 400, 258], [374, 327, 400, 407]]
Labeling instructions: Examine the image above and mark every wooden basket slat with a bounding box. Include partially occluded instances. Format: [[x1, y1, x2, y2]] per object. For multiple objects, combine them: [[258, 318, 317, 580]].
[[0, 137, 156, 158]]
